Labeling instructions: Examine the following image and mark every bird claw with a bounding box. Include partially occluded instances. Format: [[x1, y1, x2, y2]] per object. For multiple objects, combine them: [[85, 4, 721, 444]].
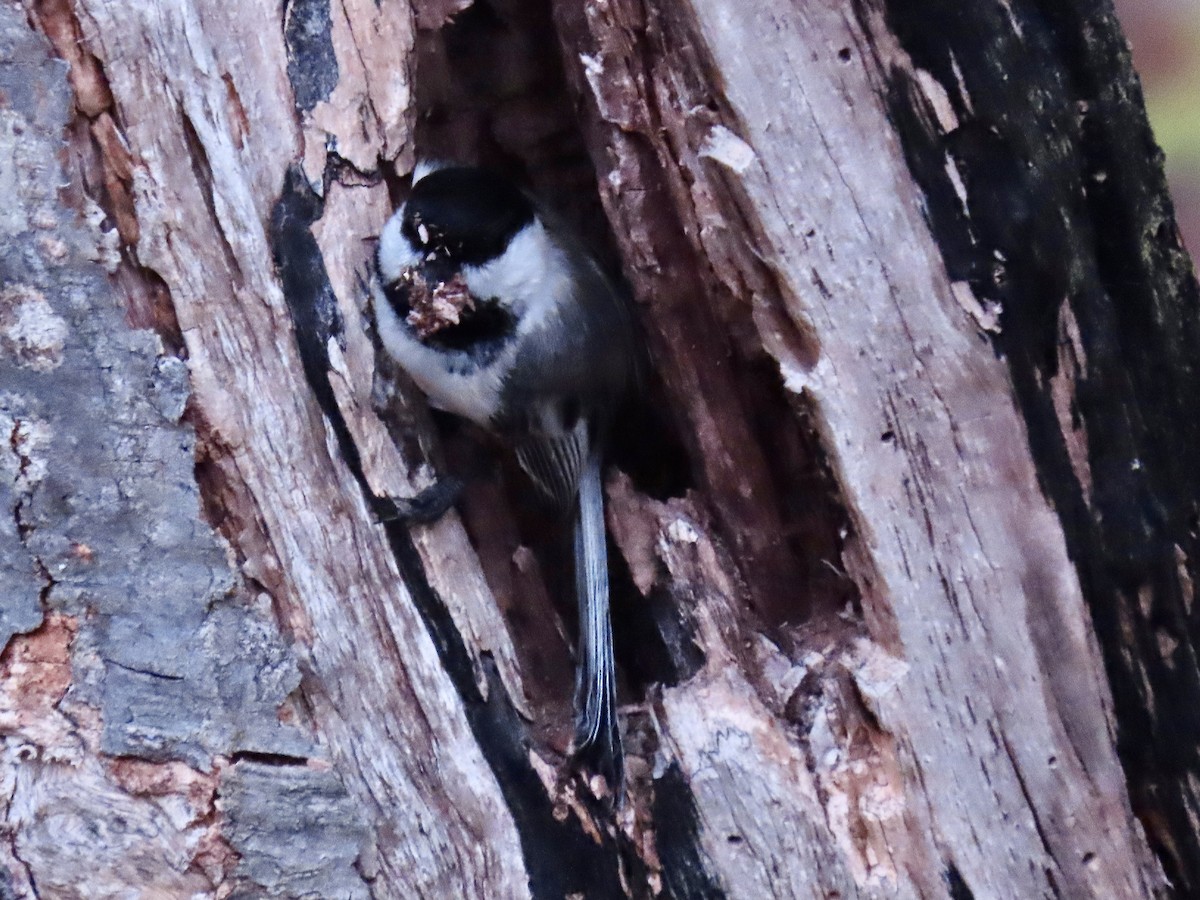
[[371, 476, 465, 525]]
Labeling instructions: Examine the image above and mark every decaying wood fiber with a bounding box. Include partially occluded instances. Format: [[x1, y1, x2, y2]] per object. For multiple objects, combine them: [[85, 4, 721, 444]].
[[555, 0, 1173, 894], [2, 0, 1194, 895], [7, 0, 527, 895]]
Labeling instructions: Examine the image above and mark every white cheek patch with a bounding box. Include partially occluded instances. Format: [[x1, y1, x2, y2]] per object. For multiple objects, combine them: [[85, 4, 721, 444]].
[[462, 219, 571, 330], [377, 206, 421, 282]]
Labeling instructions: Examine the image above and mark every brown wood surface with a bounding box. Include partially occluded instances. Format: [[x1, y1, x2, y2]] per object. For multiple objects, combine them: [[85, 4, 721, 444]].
[[2, 0, 1194, 895]]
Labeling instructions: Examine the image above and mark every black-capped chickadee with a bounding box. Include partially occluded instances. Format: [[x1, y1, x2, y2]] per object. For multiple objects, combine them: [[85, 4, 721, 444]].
[[372, 164, 638, 797]]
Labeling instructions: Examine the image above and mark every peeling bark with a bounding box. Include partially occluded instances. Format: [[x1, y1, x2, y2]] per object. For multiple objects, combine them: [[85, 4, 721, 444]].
[[1, 0, 1195, 896]]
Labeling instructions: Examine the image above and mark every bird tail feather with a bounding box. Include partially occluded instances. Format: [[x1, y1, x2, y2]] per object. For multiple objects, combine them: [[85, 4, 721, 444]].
[[572, 453, 623, 799]]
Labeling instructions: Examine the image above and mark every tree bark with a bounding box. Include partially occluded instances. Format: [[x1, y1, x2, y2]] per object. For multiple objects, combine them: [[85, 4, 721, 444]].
[[1, 0, 1194, 896]]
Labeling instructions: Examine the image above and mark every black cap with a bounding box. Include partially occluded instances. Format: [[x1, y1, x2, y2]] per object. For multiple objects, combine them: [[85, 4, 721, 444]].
[[402, 167, 536, 266]]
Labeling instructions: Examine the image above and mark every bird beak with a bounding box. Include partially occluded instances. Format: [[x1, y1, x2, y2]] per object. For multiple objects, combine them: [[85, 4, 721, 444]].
[[415, 252, 457, 288]]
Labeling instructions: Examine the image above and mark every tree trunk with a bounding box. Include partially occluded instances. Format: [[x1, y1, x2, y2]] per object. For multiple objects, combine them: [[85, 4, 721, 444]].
[[1, 0, 1194, 895]]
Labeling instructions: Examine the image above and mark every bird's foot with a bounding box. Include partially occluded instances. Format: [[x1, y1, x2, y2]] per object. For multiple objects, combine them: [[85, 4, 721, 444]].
[[370, 476, 465, 525]]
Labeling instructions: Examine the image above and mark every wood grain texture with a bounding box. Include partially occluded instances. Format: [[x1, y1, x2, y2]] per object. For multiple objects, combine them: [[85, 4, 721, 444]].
[[9, 0, 530, 894], [4, 0, 1194, 894], [70, 0, 529, 889], [877, 2, 1200, 888], [556, 0, 1167, 894]]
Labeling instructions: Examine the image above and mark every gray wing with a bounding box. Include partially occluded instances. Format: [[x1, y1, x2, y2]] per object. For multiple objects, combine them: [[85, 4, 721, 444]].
[[499, 233, 637, 508], [499, 224, 636, 509], [513, 417, 589, 510], [502, 220, 629, 798]]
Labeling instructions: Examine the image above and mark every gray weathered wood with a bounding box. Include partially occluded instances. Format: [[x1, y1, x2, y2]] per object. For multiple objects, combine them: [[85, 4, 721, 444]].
[[554, 0, 1166, 893], [2, 0, 1193, 895]]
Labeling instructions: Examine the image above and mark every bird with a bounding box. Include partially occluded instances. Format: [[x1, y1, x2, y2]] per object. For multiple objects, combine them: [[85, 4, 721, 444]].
[[371, 162, 638, 797]]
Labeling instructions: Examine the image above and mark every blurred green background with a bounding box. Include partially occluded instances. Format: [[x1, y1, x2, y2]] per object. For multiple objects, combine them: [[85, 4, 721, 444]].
[[1114, 0, 1200, 256]]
